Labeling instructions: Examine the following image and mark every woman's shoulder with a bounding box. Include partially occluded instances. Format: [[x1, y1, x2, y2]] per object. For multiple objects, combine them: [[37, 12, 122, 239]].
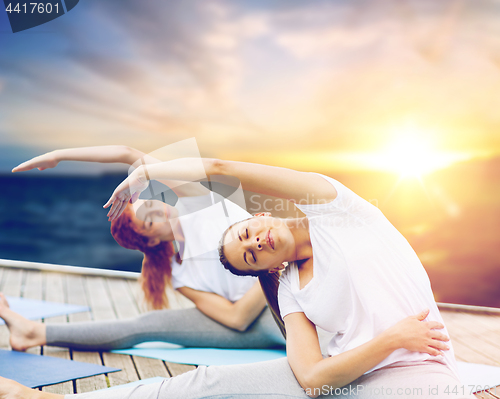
[[293, 174, 343, 213], [294, 173, 382, 222]]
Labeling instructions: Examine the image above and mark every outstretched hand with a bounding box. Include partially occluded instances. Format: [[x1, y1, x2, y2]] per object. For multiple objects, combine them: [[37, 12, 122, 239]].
[[388, 309, 450, 357], [103, 167, 149, 221], [12, 152, 59, 173]]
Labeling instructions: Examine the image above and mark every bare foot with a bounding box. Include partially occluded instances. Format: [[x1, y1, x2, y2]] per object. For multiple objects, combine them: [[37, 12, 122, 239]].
[[0, 376, 62, 399], [0, 293, 46, 351]]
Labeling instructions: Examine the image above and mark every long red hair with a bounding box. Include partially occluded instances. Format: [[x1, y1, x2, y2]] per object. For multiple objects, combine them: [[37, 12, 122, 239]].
[[110, 204, 175, 310]]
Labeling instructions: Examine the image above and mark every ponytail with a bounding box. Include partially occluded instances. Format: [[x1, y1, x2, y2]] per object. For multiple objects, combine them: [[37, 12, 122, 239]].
[[140, 244, 175, 310], [258, 272, 286, 339]]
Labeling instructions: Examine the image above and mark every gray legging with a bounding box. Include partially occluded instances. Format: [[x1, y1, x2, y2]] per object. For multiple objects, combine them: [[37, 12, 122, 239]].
[[46, 307, 285, 350], [66, 358, 473, 399]]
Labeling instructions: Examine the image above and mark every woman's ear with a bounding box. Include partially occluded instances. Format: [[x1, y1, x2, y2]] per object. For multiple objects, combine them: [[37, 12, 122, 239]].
[[268, 263, 285, 273], [147, 237, 161, 247], [254, 212, 272, 217]]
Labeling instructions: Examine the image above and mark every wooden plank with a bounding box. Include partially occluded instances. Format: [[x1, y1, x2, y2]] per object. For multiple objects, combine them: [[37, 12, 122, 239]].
[[451, 312, 500, 343], [66, 274, 92, 323], [22, 270, 43, 300], [86, 276, 139, 387], [42, 273, 73, 395], [101, 277, 139, 386], [75, 371, 109, 395], [449, 336, 498, 365], [443, 312, 500, 365], [85, 276, 115, 321], [127, 279, 145, 314], [106, 278, 139, 319], [445, 313, 500, 360], [1, 268, 24, 296], [132, 356, 170, 379], [102, 352, 139, 387], [0, 268, 5, 291], [459, 312, 500, 330], [165, 362, 196, 377], [73, 350, 108, 393], [65, 274, 108, 393]]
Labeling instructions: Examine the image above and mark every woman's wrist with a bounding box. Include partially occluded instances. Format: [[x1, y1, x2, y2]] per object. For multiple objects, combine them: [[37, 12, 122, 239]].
[[135, 165, 150, 184], [50, 149, 63, 162], [380, 327, 402, 353]]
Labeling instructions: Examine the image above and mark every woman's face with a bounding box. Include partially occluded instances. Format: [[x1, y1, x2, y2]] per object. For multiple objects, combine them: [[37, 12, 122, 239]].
[[222, 215, 295, 273], [129, 199, 174, 242]]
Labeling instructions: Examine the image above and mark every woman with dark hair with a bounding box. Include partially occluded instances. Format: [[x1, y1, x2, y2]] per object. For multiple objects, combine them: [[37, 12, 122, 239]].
[[0, 146, 285, 353], [0, 156, 470, 399]]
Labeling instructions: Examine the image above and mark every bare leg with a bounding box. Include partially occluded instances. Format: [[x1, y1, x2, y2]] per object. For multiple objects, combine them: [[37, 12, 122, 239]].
[[0, 377, 62, 399], [0, 293, 46, 351]]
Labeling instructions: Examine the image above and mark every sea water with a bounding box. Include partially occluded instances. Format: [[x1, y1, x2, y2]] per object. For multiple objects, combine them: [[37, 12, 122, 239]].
[[1, 174, 143, 272]]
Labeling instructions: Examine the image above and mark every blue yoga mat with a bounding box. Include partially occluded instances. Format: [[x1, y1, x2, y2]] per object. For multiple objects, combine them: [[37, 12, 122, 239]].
[[0, 296, 89, 325], [112, 341, 287, 366], [0, 349, 120, 388]]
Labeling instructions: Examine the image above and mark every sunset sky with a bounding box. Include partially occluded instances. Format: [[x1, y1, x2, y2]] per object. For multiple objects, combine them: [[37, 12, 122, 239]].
[[1, 0, 499, 307], [1, 0, 500, 174]]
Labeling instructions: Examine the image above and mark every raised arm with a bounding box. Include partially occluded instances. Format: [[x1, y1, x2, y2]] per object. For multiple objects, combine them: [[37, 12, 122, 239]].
[[12, 146, 208, 198], [177, 281, 267, 331], [147, 159, 336, 203], [12, 145, 142, 171], [285, 310, 450, 398], [105, 158, 338, 220]]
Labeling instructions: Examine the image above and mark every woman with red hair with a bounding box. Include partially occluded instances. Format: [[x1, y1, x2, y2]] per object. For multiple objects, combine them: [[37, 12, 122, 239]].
[[0, 145, 285, 352]]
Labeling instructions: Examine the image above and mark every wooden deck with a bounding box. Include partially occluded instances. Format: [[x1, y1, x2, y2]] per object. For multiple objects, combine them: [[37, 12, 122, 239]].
[[1, 265, 499, 398]]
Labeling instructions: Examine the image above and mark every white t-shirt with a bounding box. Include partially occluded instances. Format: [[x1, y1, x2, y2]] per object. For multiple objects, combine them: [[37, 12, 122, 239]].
[[170, 192, 257, 302], [278, 174, 458, 377]]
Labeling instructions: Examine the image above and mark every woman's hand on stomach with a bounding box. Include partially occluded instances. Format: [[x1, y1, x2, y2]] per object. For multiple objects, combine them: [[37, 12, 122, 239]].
[[384, 308, 450, 357]]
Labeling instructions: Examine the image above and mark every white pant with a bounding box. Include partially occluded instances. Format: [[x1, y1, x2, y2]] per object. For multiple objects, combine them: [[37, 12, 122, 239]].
[[67, 358, 474, 399]]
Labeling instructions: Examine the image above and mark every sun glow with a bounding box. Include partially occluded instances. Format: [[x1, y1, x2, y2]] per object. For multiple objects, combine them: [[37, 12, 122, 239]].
[[230, 129, 472, 176], [372, 133, 468, 178]]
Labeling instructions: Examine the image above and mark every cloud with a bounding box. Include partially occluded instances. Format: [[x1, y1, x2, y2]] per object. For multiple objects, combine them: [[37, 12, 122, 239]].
[[0, 0, 500, 165]]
